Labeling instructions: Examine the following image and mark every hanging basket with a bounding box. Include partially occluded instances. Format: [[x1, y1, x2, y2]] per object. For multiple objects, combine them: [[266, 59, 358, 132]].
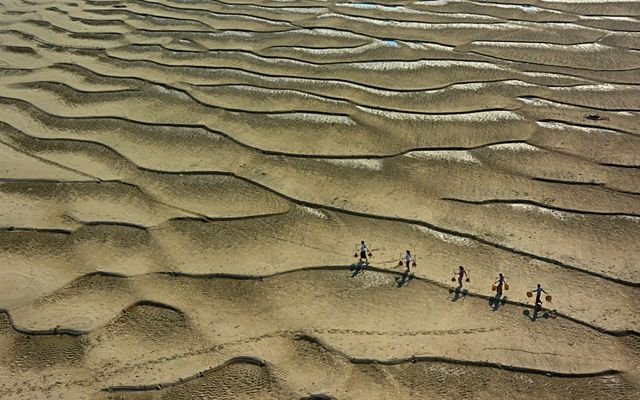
[[451, 277, 456, 282], [504, 283, 510, 291], [412, 261, 417, 267], [367, 252, 373, 257], [526, 291, 533, 298], [465, 278, 470, 283], [491, 284, 497, 291], [545, 295, 552, 302], [354, 253, 358, 258], [398, 260, 403, 266]]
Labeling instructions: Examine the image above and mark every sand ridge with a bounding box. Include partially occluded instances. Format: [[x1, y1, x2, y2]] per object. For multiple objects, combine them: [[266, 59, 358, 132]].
[[0, 0, 639, 399]]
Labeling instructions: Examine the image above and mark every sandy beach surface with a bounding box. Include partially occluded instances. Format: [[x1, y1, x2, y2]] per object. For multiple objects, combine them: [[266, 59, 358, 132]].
[[1, 0, 639, 398]]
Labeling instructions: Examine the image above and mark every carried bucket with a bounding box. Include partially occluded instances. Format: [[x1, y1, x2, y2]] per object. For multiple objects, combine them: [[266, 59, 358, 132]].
[[504, 283, 510, 290], [491, 284, 497, 291], [526, 291, 533, 298], [545, 295, 552, 302]]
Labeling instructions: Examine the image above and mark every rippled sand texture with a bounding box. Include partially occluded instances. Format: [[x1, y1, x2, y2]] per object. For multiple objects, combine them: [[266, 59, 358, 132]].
[[1, 0, 640, 398]]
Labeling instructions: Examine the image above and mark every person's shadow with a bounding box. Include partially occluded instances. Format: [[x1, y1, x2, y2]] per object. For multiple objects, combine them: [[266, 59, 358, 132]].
[[395, 270, 413, 288], [523, 304, 550, 321], [489, 294, 507, 311], [350, 261, 367, 277], [449, 286, 468, 302]]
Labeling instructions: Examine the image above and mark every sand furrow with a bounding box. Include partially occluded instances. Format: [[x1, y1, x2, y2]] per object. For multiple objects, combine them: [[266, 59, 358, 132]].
[[4, 124, 638, 283], [3, 270, 637, 377], [2, 205, 639, 332], [1, 106, 637, 284], [2, 1, 639, 398]]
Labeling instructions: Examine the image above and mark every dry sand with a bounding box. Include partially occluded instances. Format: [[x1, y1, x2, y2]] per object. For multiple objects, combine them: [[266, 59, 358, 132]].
[[0, 0, 639, 398]]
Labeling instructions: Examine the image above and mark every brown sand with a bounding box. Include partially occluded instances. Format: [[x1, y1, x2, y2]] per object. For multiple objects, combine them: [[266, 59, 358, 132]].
[[0, 0, 639, 399]]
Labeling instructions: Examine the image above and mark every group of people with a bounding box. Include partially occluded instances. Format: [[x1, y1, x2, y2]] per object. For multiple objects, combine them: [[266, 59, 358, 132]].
[[356, 241, 416, 272], [356, 241, 551, 306]]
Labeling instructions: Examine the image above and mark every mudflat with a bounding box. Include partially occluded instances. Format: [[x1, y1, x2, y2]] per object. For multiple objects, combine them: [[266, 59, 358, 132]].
[[0, 0, 639, 399]]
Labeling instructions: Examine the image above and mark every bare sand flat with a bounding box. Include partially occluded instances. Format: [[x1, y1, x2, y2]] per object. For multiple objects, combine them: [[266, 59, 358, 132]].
[[0, 0, 639, 399]]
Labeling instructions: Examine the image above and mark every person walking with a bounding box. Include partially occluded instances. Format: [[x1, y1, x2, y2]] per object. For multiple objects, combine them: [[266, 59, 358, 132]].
[[495, 273, 506, 296], [404, 250, 414, 273], [358, 240, 370, 263], [532, 284, 548, 305], [457, 266, 468, 287]]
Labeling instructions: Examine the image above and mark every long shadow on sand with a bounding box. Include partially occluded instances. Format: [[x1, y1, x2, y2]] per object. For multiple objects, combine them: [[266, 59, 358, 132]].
[[350, 261, 368, 277], [449, 286, 468, 302], [523, 304, 550, 321], [395, 270, 414, 288], [489, 294, 508, 311]]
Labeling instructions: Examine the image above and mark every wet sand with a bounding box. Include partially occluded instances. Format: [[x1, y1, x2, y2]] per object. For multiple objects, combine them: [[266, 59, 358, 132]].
[[0, 0, 639, 399]]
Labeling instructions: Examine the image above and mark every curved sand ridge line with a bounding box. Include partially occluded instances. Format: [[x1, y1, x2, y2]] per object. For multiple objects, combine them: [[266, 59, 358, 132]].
[[3, 1, 632, 34], [462, 40, 640, 70], [3, 75, 635, 159], [0, 300, 210, 394], [1, 122, 640, 296], [4, 28, 616, 91], [102, 43, 638, 89], [78, 330, 639, 399], [521, 94, 640, 118], [102, 2, 616, 47], [101, 356, 268, 392], [2, 138, 636, 290], [122, 0, 305, 27], [2, 189, 638, 331], [441, 197, 640, 219], [125, 0, 326, 24], [0, 24, 126, 51], [101, 347, 623, 392], [2, 270, 633, 373], [0, 62, 637, 123], [0, 298, 185, 336], [421, 0, 640, 17], [535, 118, 640, 140], [94, 336, 630, 400], [1, 62, 610, 117], [464, 44, 640, 72], [298, 15, 612, 47], [1, 36, 636, 115], [4, 29, 615, 90], [1, 1, 639, 398], [85, 0, 299, 30], [2, 265, 639, 337], [5, 12, 131, 38], [7, 198, 633, 311], [2, 72, 637, 158], [5, 176, 636, 287], [1, 116, 638, 286], [0, 82, 534, 156], [1, 117, 640, 290]]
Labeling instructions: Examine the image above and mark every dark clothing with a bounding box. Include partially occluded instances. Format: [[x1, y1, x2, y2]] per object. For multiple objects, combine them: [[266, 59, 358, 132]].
[[360, 251, 367, 260], [405, 260, 410, 270], [458, 270, 465, 286], [533, 287, 546, 304]]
